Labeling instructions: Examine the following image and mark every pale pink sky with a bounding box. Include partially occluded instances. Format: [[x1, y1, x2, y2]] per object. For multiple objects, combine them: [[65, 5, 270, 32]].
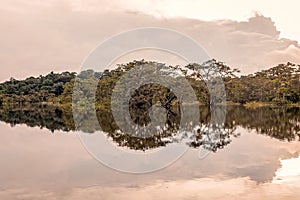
[[1, 0, 300, 81]]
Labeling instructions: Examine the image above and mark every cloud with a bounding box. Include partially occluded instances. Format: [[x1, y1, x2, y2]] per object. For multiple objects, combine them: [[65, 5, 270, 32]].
[[266, 44, 300, 65], [234, 13, 280, 37], [0, 1, 300, 81]]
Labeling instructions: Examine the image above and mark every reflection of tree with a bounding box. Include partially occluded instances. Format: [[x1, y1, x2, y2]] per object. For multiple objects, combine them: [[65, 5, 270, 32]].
[[1, 105, 300, 150], [226, 106, 300, 141], [97, 105, 237, 151], [91, 60, 231, 150], [0, 104, 236, 151], [0, 105, 75, 132], [2, 60, 300, 151]]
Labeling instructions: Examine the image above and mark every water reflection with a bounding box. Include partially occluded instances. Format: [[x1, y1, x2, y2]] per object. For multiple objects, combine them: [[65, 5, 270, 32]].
[[0, 105, 299, 151], [1, 106, 300, 199]]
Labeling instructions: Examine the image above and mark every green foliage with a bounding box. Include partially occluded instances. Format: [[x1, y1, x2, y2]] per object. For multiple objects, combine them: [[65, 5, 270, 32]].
[[2, 60, 300, 108], [0, 71, 76, 105], [225, 62, 300, 104], [2, 60, 300, 151]]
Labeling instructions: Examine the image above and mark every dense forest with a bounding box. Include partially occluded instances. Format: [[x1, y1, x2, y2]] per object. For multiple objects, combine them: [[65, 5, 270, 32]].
[[1, 60, 300, 151], [1, 59, 300, 107], [0, 71, 75, 106]]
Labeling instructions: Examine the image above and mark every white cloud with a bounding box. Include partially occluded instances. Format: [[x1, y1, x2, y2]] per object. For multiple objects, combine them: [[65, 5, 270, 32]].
[[1, 1, 300, 81]]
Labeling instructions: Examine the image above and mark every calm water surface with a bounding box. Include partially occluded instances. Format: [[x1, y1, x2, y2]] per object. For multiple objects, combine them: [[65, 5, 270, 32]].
[[1, 106, 300, 199]]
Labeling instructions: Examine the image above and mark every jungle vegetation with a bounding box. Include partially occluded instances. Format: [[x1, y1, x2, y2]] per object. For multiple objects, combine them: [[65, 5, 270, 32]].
[[1, 59, 300, 107], [1, 59, 300, 151]]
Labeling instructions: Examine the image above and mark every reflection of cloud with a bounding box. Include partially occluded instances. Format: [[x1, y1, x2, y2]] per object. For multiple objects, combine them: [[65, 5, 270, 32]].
[[66, 177, 300, 200], [1, 122, 300, 198], [1, 1, 300, 81], [273, 154, 300, 185], [173, 130, 300, 183], [2, 122, 300, 190], [2, 177, 300, 200]]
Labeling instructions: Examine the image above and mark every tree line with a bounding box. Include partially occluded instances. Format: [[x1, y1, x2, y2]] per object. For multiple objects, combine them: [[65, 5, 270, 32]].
[[1, 60, 300, 106], [0, 71, 75, 106]]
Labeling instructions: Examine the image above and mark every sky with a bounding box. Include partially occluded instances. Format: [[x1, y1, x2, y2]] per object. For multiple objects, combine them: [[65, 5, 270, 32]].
[[1, 0, 300, 81]]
